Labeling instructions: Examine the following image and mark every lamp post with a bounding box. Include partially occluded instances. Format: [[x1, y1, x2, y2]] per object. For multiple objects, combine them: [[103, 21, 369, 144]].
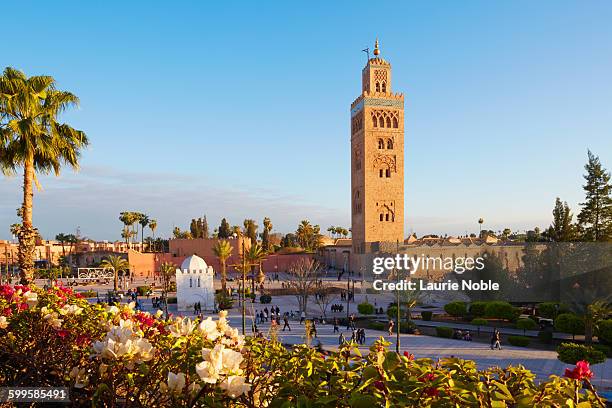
[[395, 239, 401, 353], [229, 237, 259, 335]]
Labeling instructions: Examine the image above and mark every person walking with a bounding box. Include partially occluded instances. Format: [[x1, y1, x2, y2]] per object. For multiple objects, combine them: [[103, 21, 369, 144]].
[[333, 318, 339, 333], [283, 315, 291, 332], [492, 329, 502, 350], [300, 311, 306, 324], [339, 332, 346, 345], [388, 320, 395, 337], [311, 320, 318, 338]]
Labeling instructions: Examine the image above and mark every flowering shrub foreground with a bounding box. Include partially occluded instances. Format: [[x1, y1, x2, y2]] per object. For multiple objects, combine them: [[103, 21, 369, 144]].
[[0, 284, 608, 407]]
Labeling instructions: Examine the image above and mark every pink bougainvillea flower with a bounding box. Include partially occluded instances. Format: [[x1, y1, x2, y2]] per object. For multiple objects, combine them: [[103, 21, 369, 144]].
[[424, 387, 439, 397], [419, 373, 436, 382], [564, 360, 594, 381]]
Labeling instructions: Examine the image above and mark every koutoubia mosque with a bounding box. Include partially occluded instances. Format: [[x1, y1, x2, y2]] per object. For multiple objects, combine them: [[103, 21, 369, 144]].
[[351, 39, 405, 255], [322, 40, 528, 279]]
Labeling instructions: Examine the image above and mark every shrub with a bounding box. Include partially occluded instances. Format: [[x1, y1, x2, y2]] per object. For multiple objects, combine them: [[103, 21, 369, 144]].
[[421, 311, 433, 321], [216, 293, 234, 310], [469, 301, 487, 317], [596, 319, 612, 345], [444, 301, 467, 319], [557, 343, 606, 365], [167, 296, 177, 304], [484, 301, 515, 321], [0, 283, 608, 407], [593, 344, 611, 358], [260, 294, 272, 304], [555, 313, 585, 339], [136, 285, 151, 296], [366, 321, 385, 331], [537, 302, 558, 319], [387, 305, 398, 319], [516, 318, 538, 335], [508, 336, 530, 347], [358, 302, 375, 315], [399, 320, 418, 334], [538, 330, 554, 344], [436, 326, 453, 338], [78, 290, 97, 298], [471, 318, 488, 328]]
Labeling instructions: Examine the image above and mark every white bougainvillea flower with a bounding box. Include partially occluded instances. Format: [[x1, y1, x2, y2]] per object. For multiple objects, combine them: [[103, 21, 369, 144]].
[[105, 305, 120, 315], [42, 310, 64, 330], [23, 291, 38, 308], [168, 317, 195, 338], [198, 317, 221, 341], [166, 372, 186, 394], [195, 360, 220, 384], [92, 319, 154, 363], [60, 304, 83, 316], [220, 375, 251, 398], [69, 367, 89, 389], [0, 316, 7, 329]]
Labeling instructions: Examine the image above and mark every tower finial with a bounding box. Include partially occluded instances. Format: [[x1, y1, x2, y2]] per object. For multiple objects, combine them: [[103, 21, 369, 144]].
[[373, 38, 380, 56]]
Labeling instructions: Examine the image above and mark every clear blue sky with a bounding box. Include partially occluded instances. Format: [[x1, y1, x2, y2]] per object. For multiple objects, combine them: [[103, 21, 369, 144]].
[[1, 1, 611, 240]]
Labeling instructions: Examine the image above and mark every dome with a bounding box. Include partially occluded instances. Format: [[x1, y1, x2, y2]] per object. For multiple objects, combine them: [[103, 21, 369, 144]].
[[180, 254, 208, 271]]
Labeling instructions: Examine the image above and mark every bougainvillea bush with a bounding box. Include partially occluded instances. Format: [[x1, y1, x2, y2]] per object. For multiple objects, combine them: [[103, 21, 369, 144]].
[[0, 284, 608, 407]]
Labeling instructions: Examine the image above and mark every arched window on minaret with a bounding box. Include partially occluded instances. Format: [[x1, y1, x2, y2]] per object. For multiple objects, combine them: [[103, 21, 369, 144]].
[[387, 139, 393, 149], [386, 117, 391, 128], [380, 214, 384, 221], [372, 115, 377, 128], [385, 168, 391, 178], [375, 82, 380, 92], [393, 117, 398, 128], [379, 117, 385, 128], [379, 169, 383, 178], [378, 139, 384, 149], [381, 82, 387, 93]]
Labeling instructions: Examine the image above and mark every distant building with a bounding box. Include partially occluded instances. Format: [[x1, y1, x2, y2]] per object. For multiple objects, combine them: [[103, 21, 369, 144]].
[[175, 254, 214, 312]]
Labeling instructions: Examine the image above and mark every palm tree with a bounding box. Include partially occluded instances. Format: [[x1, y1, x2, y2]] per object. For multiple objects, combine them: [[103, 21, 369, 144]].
[[246, 243, 266, 300], [213, 240, 233, 294], [149, 219, 157, 251], [55, 233, 68, 258], [100, 255, 130, 292], [159, 262, 175, 317], [0, 68, 88, 283], [138, 213, 149, 250], [119, 212, 139, 248]]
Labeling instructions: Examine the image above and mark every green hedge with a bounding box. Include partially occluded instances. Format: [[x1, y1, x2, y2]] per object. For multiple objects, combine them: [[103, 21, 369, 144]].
[[484, 301, 516, 321], [444, 301, 467, 319], [469, 301, 487, 317], [516, 318, 538, 334], [136, 285, 151, 296], [260, 294, 272, 304], [596, 319, 612, 345], [436, 326, 453, 338], [366, 321, 385, 331], [387, 306, 398, 319], [421, 311, 433, 321], [167, 296, 177, 304], [557, 342, 606, 365], [508, 336, 530, 347], [471, 318, 488, 327], [555, 313, 585, 338], [358, 302, 375, 315]]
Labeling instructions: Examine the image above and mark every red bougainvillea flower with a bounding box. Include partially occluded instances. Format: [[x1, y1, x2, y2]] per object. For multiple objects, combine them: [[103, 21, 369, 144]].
[[424, 387, 439, 397], [134, 312, 155, 328], [0, 285, 15, 299], [564, 360, 594, 381], [17, 303, 28, 311], [373, 381, 385, 391], [75, 334, 90, 346], [56, 330, 70, 339], [403, 351, 415, 360], [419, 373, 436, 382], [2, 308, 12, 317]]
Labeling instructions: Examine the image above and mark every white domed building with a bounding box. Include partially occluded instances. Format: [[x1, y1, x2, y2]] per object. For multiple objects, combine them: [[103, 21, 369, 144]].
[[175, 254, 215, 312]]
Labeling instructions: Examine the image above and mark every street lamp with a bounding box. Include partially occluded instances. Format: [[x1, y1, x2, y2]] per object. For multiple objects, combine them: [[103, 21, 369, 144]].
[[229, 238, 259, 335]]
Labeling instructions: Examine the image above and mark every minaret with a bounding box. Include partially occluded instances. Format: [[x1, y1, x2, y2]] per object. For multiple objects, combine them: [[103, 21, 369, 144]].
[[351, 40, 405, 254]]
